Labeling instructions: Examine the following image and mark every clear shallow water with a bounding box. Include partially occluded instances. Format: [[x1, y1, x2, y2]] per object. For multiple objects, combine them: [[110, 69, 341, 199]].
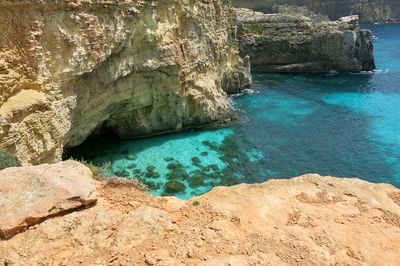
[[70, 23, 400, 199]]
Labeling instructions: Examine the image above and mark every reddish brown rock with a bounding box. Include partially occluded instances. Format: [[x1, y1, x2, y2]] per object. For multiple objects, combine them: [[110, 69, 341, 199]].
[[0, 173, 399, 265], [0, 160, 97, 239]]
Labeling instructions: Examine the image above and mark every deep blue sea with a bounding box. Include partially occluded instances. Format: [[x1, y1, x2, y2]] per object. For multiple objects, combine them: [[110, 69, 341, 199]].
[[70, 23, 400, 199]]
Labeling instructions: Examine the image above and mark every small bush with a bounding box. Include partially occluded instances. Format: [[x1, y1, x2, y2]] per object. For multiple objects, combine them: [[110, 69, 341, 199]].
[[71, 158, 109, 180], [0, 149, 21, 170], [193, 200, 201, 206], [244, 23, 264, 35]]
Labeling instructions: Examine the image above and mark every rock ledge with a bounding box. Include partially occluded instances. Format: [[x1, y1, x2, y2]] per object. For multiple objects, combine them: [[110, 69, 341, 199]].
[[1, 165, 399, 265]]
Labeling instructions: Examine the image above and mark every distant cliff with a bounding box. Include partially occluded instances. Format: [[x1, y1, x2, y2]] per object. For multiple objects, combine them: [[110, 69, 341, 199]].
[[232, 0, 400, 22], [236, 8, 375, 73]]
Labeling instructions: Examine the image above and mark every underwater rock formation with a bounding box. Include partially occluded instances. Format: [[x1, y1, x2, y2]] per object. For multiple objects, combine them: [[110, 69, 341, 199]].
[[236, 8, 376, 73], [0, 0, 251, 164], [0, 167, 399, 264], [232, 0, 400, 22]]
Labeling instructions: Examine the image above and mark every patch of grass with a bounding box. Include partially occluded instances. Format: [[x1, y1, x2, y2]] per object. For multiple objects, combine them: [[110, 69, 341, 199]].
[[244, 23, 265, 35], [0, 149, 21, 170], [70, 158, 110, 180], [103, 175, 148, 191]]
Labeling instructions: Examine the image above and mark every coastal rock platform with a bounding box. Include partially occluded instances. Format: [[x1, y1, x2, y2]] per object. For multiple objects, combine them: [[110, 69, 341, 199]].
[[1, 162, 399, 265]]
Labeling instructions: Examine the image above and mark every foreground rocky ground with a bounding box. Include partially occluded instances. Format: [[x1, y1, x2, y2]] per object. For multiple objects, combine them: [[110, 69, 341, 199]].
[[1, 161, 399, 265]]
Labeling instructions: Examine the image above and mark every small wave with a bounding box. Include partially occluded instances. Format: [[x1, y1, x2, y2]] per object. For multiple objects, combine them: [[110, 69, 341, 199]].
[[349, 69, 390, 75], [230, 89, 259, 99], [374, 69, 390, 74], [244, 89, 255, 94]]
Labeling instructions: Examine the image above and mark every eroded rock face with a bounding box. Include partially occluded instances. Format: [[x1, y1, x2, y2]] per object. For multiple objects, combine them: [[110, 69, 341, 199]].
[[232, 0, 400, 22], [0, 0, 251, 164], [236, 8, 375, 73], [1, 173, 399, 265], [0, 160, 97, 240]]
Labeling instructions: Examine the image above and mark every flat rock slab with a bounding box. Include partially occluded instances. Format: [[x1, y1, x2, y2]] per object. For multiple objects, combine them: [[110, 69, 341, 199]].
[[0, 160, 97, 239]]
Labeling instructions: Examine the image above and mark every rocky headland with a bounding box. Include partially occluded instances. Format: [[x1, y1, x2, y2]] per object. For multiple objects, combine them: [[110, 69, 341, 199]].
[[1, 162, 400, 265], [236, 8, 375, 73], [232, 0, 400, 22]]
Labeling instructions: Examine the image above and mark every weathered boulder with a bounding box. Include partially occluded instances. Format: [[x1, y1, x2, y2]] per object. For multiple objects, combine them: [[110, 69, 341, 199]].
[[0, 160, 97, 239], [0, 0, 251, 164], [1, 173, 399, 265], [236, 8, 376, 73]]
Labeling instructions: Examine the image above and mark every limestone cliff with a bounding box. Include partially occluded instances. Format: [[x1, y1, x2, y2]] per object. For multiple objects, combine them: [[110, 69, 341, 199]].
[[236, 8, 375, 73], [1, 163, 400, 265], [232, 0, 400, 22], [0, 0, 251, 164]]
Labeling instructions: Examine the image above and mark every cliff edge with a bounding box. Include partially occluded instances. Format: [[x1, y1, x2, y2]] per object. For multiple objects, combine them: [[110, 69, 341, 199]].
[[0, 0, 251, 164]]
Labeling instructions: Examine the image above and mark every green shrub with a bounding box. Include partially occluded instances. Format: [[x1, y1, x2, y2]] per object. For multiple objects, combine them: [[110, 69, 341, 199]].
[[192, 200, 201, 206], [70, 158, 108, 180], [84, 161, 101, 177], [244, 24, 264, 35], [0, 149, 21, 170]]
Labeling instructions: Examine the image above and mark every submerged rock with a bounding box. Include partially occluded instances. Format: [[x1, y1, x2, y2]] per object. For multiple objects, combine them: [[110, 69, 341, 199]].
[[164, 181, 186, 194], [0, 0, 251, 164], [145, 171, 161, 179], [0, 160, 97, 240], [146, 165, 156, 173], [144, 180, 161, 191], [114, 170, 130, 178], [236, 8, 376, 73], [126, 154, 137, 161], [191, 156, 202, 167], [188, 175, 206, 188], [200, 151, 209, 157]]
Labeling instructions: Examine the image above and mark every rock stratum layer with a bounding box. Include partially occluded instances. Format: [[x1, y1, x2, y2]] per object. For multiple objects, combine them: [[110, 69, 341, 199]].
[[0, 0, 251, 164], [0, 164, 399, 265], [236, 8, 375, 73], [232, 0, 400, 22]]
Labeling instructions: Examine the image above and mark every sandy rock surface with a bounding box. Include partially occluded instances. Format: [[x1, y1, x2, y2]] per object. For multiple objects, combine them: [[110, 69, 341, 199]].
[[1, 172, 399, 265], [0, 160, 97, 240]]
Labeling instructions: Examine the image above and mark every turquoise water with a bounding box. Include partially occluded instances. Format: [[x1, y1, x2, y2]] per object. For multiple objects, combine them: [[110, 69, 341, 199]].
[[70, 23, 400, 199]]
